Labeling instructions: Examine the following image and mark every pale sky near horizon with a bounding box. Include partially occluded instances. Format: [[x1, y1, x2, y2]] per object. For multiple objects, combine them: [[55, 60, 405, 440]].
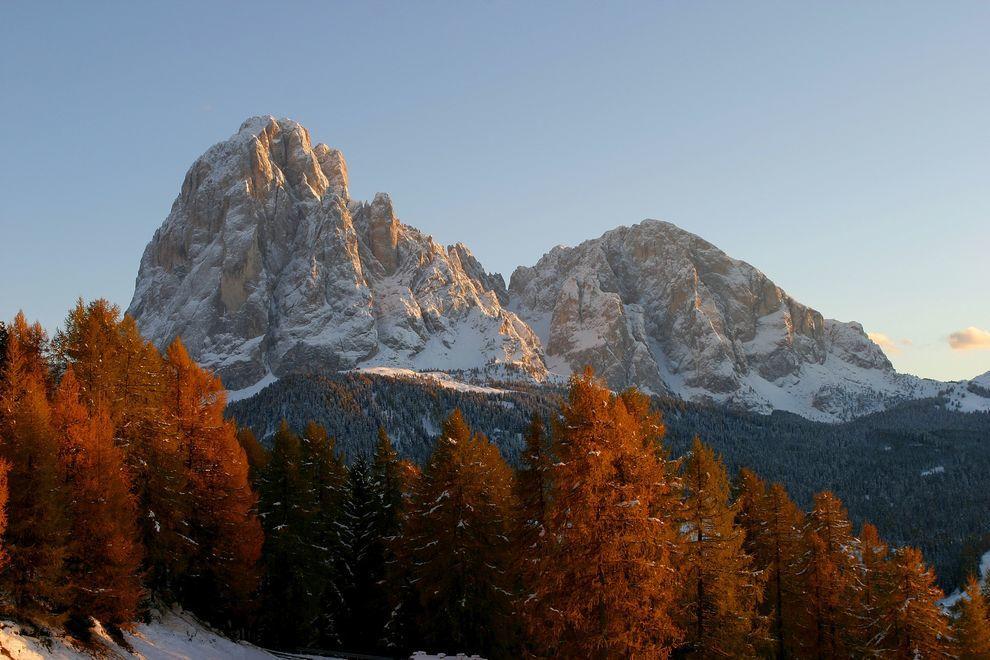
[[1, 2, 988, 381]]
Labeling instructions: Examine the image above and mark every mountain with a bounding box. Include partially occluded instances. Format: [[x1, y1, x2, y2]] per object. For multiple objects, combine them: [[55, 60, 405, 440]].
[[508, 220, 940, 421], [128, 117, 546, 389], [129, 116, 988, 421]]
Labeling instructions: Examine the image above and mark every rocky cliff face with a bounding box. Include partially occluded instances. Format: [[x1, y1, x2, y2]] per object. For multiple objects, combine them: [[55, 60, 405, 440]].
[[131, 117, 970, 422], [508, 220, 929, 420], [129, 117, 546, 389]]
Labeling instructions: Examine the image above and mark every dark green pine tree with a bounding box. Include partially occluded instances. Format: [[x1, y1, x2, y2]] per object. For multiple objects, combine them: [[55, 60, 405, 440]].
[[300, 421, 348, 647], [341, 427, 406, 653], [257, 422, 321, 648]]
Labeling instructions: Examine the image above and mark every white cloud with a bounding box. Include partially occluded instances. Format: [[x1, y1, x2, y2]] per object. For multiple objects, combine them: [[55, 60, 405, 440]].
[[868, 332, 911, 356], [948, 326, 990, 351]]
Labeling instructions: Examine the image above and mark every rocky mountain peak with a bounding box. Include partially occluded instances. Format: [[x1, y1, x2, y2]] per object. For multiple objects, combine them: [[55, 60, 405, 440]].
[[508, 218, 911, 420], [129, 118, 546, 389]]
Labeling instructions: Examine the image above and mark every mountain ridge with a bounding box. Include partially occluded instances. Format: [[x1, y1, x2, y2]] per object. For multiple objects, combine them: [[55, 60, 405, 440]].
[[128, 116, 989, 422]]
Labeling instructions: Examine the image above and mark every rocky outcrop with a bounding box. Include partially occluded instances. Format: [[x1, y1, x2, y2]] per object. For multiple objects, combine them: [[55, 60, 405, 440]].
[[508, 220, 926, 420], [129, 116, 546, 389], [130, 116, 968, 422]]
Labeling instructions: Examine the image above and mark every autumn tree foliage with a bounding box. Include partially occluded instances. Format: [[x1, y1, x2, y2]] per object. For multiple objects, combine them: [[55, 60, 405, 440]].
[[952, 575, 990, 659], [858, 522, 893, 653], [0, 458, 9, 573], [160, 339, 262, 629], [677, 437, 763, 657], [0, 317, 67, 612], [402, 409, 517, 657], [878, 547, 950, 657], [525, 370, 681, 659], [52, 369, 143, 626], [735, 470, 808, 658]]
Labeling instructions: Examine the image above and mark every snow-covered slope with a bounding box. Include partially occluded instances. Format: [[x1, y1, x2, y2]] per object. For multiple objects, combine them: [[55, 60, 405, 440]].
[[129, 117, 987, 422], [0, 609, 281, 659], [508, 220, 943, 421], [129, 117, 546, 390]]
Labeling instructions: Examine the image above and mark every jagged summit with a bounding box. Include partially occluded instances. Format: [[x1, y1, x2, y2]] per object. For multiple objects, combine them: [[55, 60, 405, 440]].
[[128, 117, 546, 389], [128, 118, 987, 421], [508, 218, 921, 420]]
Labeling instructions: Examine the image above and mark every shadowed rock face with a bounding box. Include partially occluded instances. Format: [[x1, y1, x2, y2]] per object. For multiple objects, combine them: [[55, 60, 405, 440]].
[[507, 220, 921, 420], [129, 116, 546, 389], [130, 116, 949, 421]]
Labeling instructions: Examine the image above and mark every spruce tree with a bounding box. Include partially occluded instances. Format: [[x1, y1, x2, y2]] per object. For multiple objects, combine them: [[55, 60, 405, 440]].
[[53, 369, 143, 627], [403, 409, 517, 657], [525, 370, 681, 658], [341, 428, 406, 653], [676, 437, 763, 657], [258, 422, 320, 648], [237, 427, 270, 481], [300, 421, 348, 646], [953, 575, 990, 659]]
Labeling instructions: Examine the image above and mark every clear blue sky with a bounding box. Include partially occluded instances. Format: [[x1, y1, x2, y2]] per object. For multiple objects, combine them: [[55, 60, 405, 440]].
[[2, 2, 988, 381]]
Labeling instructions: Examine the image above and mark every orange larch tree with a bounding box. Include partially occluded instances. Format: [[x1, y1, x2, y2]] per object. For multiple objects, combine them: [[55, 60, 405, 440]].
[[161, 338, 262, 630], [0, 317, 67, 612], [953, 574, 990, 659], [52, 369, 144, 627], [858, 522, 892, 654], [797, 492, 865, 658], [676, 437, 763, 657], [525, 370, 681, 659], [881, 547, 950, 658], [402, 410, 518, 658]]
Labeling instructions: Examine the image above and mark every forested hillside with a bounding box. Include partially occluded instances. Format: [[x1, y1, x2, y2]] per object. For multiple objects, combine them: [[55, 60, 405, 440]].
[[229, 373, 990, 588]]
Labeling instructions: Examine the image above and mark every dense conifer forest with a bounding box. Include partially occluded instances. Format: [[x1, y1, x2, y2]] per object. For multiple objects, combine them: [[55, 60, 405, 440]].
[[1, 300, 989, 658], [229, 372, 990, 588]]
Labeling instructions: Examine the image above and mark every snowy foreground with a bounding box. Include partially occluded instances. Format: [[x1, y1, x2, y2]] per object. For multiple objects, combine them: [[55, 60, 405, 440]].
[[0, 608, 481, 659]]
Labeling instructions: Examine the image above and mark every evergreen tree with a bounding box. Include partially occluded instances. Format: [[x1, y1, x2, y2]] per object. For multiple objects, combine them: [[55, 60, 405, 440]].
[[342, 427, 405, 652], [52, 369, 143, 627], [953, 575, 990, 659], [0, 320, 67, 612], [257, 422, 320, 648], [797, 492, 864, 658], [300, 421, 348, 645], [677, 437, 763, 657], [880, 547, 949, 658], [237, 427, 270, 481], [525, 370, 681, 658], [403, 409, 517, 657]]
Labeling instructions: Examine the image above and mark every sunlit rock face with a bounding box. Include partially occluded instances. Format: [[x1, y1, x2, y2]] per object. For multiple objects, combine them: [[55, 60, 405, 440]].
[[508, 220, 929, 421], [129, 117, 547, 389], [130, 116, 964, 421]]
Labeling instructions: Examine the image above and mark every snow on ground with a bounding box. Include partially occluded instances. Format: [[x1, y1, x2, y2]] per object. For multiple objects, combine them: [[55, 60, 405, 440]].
[[0, 609, 285, 659], [940, 549, 990, 610], [353, 366, 510, 395], [227, 372, 280, 403]]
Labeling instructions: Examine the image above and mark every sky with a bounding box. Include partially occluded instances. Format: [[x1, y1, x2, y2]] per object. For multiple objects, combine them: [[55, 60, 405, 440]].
[[1, 1, 988, 381]]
